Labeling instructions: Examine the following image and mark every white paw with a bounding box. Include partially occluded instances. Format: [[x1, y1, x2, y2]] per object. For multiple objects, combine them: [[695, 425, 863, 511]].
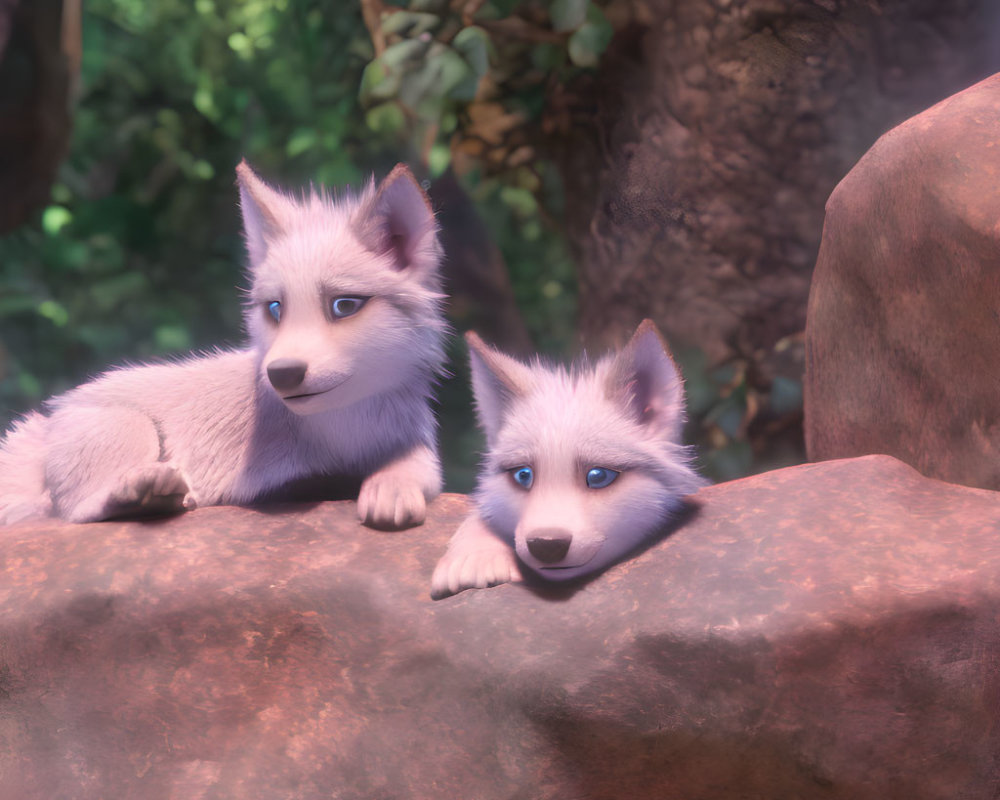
[[431, 545, 523, 599], [86, 463, 192, 522], [357, 473, 427, 530]]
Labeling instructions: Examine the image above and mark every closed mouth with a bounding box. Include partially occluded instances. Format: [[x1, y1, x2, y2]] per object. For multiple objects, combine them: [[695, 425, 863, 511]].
[[284, 377, 348, 401]]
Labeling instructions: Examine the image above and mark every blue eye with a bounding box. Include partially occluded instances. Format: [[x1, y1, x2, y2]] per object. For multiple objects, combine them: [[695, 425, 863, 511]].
[[510, 466, 534, 490], [267, 301, 281, 322], [586, 467, 619, 489], [331, 296, 367, 318]]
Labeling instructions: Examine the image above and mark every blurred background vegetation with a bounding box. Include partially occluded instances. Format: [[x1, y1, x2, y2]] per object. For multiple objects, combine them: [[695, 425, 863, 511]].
[[0, 0, 786, 491]]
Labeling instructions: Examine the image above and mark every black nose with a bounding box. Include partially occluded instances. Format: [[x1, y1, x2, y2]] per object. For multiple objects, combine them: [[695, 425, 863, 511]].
[[267, 358, 308, 391], [526, 530, 573, 564]]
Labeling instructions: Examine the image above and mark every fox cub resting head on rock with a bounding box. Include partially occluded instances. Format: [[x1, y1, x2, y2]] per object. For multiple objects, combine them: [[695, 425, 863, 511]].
[[432, 319, 706, 598], [0, 162, 446, 529]]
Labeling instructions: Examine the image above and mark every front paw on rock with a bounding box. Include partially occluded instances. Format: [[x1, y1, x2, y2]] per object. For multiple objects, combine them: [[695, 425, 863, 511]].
[[357, 476, 427, 530], [430, 548, 523, 599]]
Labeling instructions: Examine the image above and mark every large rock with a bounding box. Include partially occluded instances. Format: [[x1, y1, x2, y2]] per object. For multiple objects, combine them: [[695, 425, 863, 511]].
[[2, 455, 1000, 798], [805, 73, 1000, 490]]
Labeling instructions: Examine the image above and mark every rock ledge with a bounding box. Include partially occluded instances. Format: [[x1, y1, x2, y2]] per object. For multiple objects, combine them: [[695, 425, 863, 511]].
[[2, 454, 999, 798]]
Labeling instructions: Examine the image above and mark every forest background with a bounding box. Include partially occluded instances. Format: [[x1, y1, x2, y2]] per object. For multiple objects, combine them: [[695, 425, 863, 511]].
[[0, 0, 996, 491]]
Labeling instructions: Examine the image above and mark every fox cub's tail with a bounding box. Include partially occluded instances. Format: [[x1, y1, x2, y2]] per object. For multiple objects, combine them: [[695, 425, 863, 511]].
[[0, 412, 52, 524]]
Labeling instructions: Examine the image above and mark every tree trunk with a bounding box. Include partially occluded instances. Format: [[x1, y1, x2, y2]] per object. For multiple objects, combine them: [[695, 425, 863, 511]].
[[0, 0, 79, 233], [554, 0, 999, 470]]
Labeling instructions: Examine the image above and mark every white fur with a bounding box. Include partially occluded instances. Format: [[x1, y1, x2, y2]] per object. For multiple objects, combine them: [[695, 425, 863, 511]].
[[0, 162, 447, 528], [431, 320, 707, 598]]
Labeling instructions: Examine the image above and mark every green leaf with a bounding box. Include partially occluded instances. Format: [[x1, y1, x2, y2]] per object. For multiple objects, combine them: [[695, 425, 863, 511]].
[[37, 300, 69, 327], [567, 9, 613, 67], [550, 0, 589, 33], [193, 86, 218, 120], [191, 159, 215, 180], [380, 10, 440, 38], [42, 206, 72, 236], [361, 38, 434, 106], [227, 31, 251, 54], [398, 43, 473, 113], [380, 37, 433, 70], [499, 186, 537, 217], [452, 26, 490, 78], [428, 142, 451, 177], [439, 47, 478, 101], [286, 127, 319, 157], [358, 59, 400, 105], [364, 102, 407, 135]]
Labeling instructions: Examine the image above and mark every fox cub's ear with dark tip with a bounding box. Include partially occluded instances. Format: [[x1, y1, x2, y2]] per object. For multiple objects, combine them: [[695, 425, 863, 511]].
[[465, 331, 536, 449], [236, 160, 299, 270], [605, 319, 686, 442], [355, 164, 438, 275]]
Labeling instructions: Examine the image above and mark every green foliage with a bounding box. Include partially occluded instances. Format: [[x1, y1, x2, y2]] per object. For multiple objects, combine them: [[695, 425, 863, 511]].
[[567, 5, 614, 67], [0, 0, 793, 491], [0, 0, 600, 490], [358, 0, 612, 164], [1, 0, 383, 426]]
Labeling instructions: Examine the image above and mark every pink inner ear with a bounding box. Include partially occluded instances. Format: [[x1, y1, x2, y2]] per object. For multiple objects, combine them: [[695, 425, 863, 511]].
[[628, 372, 656, 424], [386, 230, 409, 271], [370, 169, 433, 272]]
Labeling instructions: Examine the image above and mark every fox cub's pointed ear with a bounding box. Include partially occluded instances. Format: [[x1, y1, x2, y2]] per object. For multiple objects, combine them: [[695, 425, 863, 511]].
[[355, 164, 437, 273], [606, 319, 686, 442], [466, 331, 534, 447], [236, 160, 297, 269]]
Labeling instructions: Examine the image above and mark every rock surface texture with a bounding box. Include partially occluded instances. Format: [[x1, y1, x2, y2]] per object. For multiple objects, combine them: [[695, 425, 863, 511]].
[[2, 455, 1000, 798], [805, 73, 1000, 491]]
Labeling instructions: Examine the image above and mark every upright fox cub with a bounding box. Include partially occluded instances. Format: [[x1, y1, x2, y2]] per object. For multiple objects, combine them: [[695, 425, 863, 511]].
[[0, 162, 446, 528], [432, 320, 706, 598]]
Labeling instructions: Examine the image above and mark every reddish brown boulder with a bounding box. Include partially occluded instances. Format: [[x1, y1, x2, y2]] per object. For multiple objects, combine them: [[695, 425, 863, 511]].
[[805, 73, 1000, 490], [2, 455, 1000, 798]]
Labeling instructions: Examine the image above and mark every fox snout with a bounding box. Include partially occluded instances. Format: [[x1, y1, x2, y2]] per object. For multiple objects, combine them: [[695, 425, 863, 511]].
[[526, 528, 573, 563], [267, 358, 307, 391]]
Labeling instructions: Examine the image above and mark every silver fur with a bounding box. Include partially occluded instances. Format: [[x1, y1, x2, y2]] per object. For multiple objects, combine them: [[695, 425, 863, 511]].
[[431, 320, 706, 598], [0, 162, 447, 527]]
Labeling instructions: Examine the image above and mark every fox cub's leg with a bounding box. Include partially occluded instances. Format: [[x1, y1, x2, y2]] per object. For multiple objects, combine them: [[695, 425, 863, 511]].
[[357, 442, 441, 530], [430, 512, 522, 599], [46, 405, 194, 523]]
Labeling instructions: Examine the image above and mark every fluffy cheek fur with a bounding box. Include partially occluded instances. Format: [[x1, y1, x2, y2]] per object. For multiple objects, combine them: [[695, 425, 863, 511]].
[[573, 472, 680, 574], [474, 472, 523, 546]]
